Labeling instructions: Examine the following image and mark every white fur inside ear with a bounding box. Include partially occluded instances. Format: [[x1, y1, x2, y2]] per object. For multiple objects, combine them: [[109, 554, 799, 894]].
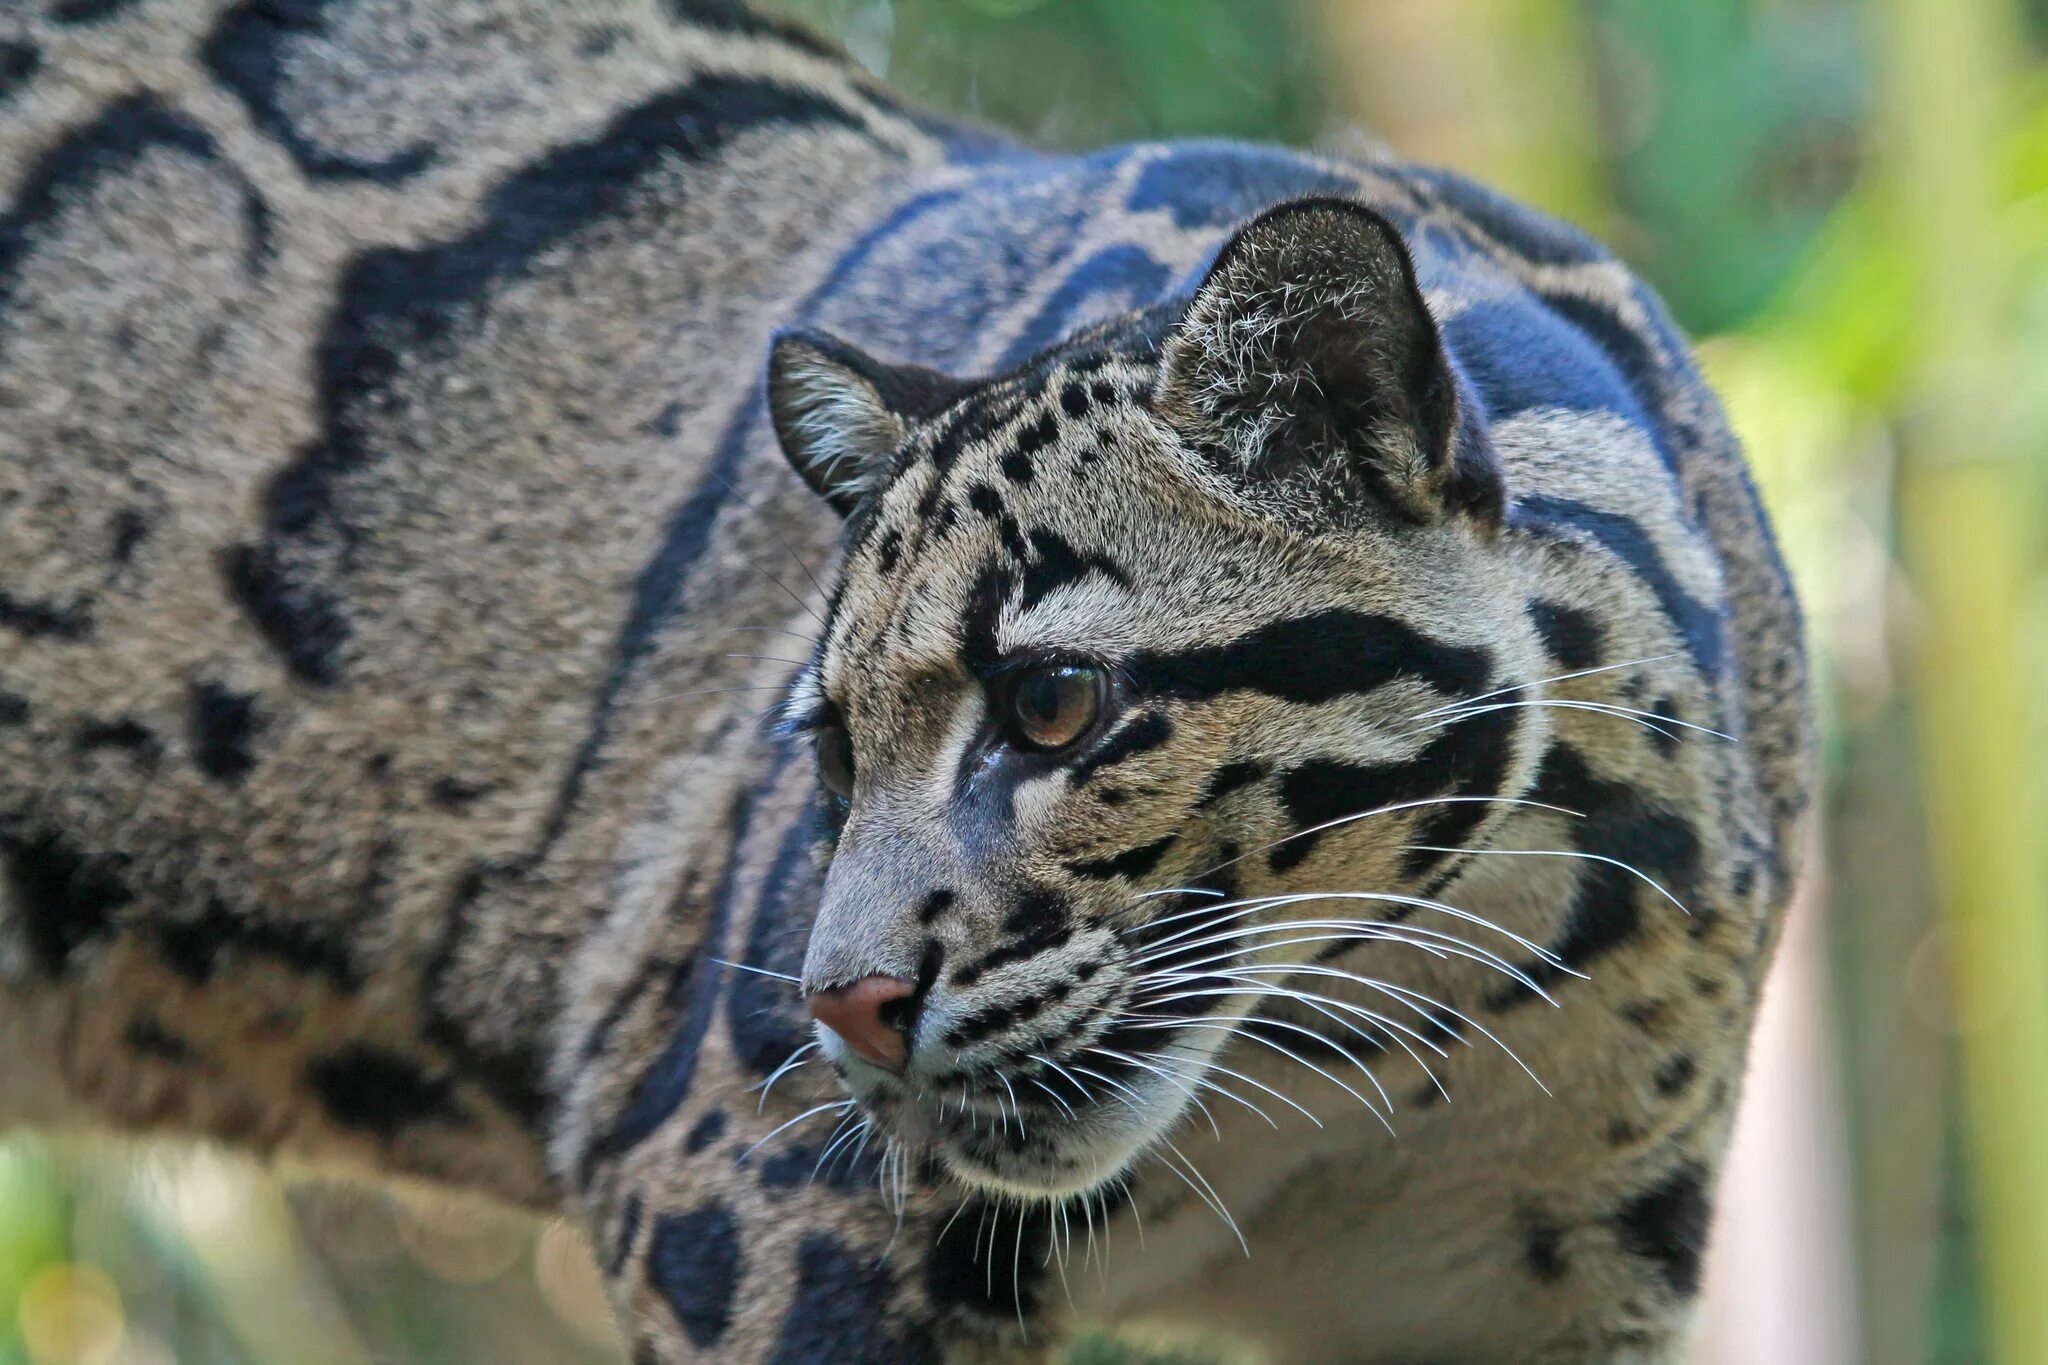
[[771, 347, 907, 504]]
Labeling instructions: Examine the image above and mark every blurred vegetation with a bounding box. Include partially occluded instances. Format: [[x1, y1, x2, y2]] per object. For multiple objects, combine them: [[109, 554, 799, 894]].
[[7, 0, 2048, 1361]]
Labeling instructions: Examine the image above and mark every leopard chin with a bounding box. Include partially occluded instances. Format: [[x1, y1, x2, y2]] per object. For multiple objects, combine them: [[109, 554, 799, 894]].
[[842, 1048, 1203, 1201]]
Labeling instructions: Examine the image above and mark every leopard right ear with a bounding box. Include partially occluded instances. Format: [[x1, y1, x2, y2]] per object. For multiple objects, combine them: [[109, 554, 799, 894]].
[[766, 330, 966, 518]]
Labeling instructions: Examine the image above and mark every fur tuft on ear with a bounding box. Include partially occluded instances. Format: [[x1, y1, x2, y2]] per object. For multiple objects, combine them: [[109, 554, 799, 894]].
[[1156, 197, 1503, 530], [766, 330, 966, 517]]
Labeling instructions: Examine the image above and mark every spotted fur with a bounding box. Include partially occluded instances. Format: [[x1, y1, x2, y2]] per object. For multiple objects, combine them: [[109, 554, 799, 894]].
[[0, 4, 1810, 1362]]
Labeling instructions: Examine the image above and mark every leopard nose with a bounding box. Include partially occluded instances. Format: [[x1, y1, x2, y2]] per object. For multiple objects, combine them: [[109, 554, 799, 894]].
[[806, 975, 916, 1071]]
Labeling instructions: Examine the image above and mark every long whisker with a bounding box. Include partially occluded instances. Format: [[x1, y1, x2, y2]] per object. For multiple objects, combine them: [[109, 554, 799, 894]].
[[1128, 916, 1568, 1000], [738, 1098, 854, 1163], [1405, 653, 1681, 720], [1173, 795, 1585, 888], [1080, 1045, 1224, 1138], [1129, 888, 1563, 966], [1155, 1138, 1247, 1256], [1116, 1015, 1392, 1135], [714, 958, 804, 985], [1090, 1040, 1319, 1129], [1416, 697, 1733, 744], [1399, 844, 1692, 915], [753, 1040, 820, 1111]]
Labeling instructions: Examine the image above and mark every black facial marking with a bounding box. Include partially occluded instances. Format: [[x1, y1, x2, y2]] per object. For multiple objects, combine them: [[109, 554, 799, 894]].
[[1017, 527, 1129, 613], [1000, 451, 1034, 484], [1069, 711, 1171, 786], [1399, 702, 1518, 880], [1059, 381, 1091, 418], [0, 689, 27, 725], [1197, 760, 1264, 807], [874, 528, 903, 573], [1272, 700, 1514, 874], [953, 889, 1071, 987], [917, 889, 956, 925], [0, 827, 132, 974], [926, 394, 1019, 478], [685, 1110, 727, 1154], [1653, 1053, 1697, 1097], [1513, 496, 1726, 677], [776, 1234, 936, 1365], [1524, 1216, 1568, 1282], [1647, 696, 1683, 758], [1528, 598, 1604, 670], [1067, 833, 1176, 882], [649, 1203, 743, 1348], [1486, 745, 1701, 1009], [306, 1045, 461, 1141], [189, 682, 262, 783], [1613, 1163, 1711, 1296], [956, 562, 1013, 678], [1129, 609, 1491, 707]]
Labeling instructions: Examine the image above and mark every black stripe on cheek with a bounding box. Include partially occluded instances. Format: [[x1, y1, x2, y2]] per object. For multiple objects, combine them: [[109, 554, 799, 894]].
[[1067, 833, 1176, 881], [1399, 701, 1519, 881], [1069, 711, 1171, 786], [1529, 598, 1604, 669], [1273, 699, 1522, 877], [1127, 609, 1492, 705]]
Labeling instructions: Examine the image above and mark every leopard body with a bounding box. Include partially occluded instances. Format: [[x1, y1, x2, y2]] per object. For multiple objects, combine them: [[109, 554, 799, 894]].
[[0, 3, 1811, 1361]]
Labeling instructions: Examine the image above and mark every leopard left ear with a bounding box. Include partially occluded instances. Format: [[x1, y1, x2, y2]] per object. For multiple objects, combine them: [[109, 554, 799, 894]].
[[766, 330, 967, 518], [1157, 197, 1503, 530]]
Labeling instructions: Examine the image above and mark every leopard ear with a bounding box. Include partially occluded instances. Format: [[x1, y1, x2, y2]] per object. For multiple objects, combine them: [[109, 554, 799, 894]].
[[766, 330, 966, 518], [1156, 197, 1503, 530]]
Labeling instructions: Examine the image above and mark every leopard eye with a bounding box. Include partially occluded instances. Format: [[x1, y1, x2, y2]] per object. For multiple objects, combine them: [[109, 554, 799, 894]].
[[816, 723, 855, 799], [1005, 663, 1108, 752]]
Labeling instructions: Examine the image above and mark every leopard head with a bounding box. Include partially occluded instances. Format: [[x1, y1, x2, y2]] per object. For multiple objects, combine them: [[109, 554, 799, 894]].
[[765, 198, 1547, 1198]]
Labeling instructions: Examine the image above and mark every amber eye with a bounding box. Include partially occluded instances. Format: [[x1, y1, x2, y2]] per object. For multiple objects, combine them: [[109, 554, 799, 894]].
[[816, 723, 855, 799], [1005, 663, 1108, 752]]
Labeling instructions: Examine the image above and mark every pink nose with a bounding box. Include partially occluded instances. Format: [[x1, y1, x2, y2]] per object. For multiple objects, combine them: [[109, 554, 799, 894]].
[[806, 975, 916, 1070]]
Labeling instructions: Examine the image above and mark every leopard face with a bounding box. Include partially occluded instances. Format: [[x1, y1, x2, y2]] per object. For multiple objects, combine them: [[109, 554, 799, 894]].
[[767, 199, 1551, 1198]]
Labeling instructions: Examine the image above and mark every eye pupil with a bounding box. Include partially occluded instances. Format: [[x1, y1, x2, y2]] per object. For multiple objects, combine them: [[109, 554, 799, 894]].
[[816, 723, 855, 798], [1008, 664, 1105, 750]]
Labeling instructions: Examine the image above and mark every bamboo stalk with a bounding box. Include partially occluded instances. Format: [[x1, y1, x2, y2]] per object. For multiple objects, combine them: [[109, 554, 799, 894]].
[[1878, 0, 2048, 1360]]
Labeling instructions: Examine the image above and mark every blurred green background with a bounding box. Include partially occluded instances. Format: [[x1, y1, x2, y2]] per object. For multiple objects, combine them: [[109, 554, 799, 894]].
[[6, 0, 2048, 1361]]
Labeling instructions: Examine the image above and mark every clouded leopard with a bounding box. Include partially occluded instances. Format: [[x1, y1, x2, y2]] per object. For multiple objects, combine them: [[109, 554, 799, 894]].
[[0, 1, 1811, 1361]]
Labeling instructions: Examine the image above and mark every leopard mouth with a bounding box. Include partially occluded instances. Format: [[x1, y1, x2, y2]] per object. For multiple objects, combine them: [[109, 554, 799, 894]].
[[842, 1047, 1206, 1199]]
